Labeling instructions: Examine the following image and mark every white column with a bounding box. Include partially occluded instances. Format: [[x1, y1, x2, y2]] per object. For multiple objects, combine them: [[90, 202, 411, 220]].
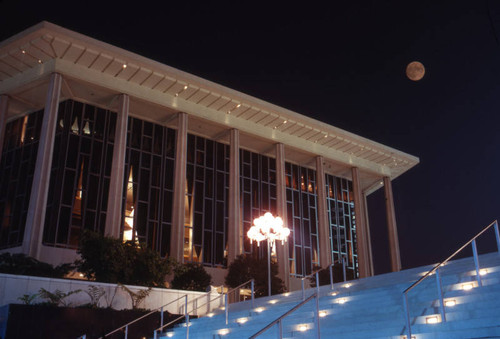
[[227, 129, 241, 264], [351, 167, 371, 278], [363, 192, 374, 275], [104, 94, 129, 238], [384, 176, 402, 272], [275, 143, 290, 289], [170, 112, 188, 262], [315, 156, 332, 267], [23, 73, 62, 258], [0, 95, 8, 160]]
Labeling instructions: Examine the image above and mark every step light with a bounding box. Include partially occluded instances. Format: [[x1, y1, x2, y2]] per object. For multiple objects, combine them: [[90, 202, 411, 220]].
[[166, 332, 174, 338], [426, 315, 440, 324], [268, 299, 278, 304], [206, 312, 214, 317], [297, 324, 308, 332], [343, 283, 351, 288], [401, 335, 416, 339], [337, 298, 347, 304], [479, 269, 488, 276], [444, 299, 456, 307], [330, 291, 338, 296], [218, 328, 229, 335], [462, 283, 474, 291], [319, 310, 328, 317], [254, 307, 265, 313], [236, 317, 248, 324], [283, 292, 290, 297]]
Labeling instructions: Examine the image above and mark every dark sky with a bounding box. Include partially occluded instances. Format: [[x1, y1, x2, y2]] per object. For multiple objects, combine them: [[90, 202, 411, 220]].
[[1, 0, 500, 274]]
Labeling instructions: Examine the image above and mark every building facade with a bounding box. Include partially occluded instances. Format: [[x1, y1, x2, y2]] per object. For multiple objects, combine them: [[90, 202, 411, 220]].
[[0, 22, 418, 288]]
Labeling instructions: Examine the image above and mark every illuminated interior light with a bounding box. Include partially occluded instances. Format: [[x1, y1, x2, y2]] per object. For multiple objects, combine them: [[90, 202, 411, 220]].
[[324, 134, 328, 138], [462, 283, 474, 291], [319, 310, 327, 317], [122, 64, 127, 68], [444, 299, 456, 307], [479, 269, 488, 276], [283, 120, 287, 124], [337, 298, 347, 304], [236, 104, 241, 108], [268, 299, 278, 304], [218, 328, 229, 335], [236, 317, 248, 324], [21, 50, 26, 54], [254, 307, 265, 313], [298, 324, 308, 332], [166, 333, 174, 338], [183, 85, 188, 90], [38, 59, 42, 63], [426, 316, 439, 324]]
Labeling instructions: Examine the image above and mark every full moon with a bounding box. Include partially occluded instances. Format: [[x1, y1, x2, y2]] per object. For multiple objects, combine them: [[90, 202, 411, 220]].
[[406, 61, 425, 81]]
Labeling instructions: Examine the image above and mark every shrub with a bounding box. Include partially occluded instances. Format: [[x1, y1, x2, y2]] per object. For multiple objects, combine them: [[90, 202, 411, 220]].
[[0, 253, 72, 278], [225, 254, 285, 297], [76, 231, 173, 287], [171, 263, 212, 292]]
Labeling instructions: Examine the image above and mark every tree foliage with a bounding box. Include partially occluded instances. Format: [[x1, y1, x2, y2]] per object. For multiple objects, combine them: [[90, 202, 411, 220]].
[[308, 262, 356, 287], [171, 263, 212, 292], [0, 253, 72, 278], [76, 231, 173, 287], [225, 254, 285, 297]]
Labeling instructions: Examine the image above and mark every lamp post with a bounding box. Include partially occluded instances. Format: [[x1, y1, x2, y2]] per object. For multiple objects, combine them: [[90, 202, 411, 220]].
[[247, 212, 290, 296]]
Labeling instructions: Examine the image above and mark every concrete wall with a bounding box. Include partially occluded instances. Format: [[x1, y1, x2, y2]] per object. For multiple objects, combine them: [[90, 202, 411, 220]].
[[0, 273, 223, 316]]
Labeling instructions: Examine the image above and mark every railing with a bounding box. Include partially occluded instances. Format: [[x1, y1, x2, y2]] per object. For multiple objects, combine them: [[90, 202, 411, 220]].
[[249, 292, 321, 339], [301, 257, 347, 300], [153, 279, 254, 338], [96, 294, 189, 339], [402, 219, 500, 339]]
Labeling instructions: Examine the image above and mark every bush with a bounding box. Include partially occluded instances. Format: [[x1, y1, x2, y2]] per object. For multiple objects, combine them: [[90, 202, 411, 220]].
[[0, 253, 72, 278], [76, 231, 173, 287], [225, 254, 285, 297], [171, 263, 212, 292]]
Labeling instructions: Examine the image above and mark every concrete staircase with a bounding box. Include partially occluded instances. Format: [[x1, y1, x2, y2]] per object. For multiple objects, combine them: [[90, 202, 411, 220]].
[[159, 252, 500, 338]]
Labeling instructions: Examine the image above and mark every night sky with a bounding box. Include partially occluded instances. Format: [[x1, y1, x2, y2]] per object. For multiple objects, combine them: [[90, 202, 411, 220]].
[[2, 0, 500, 274]]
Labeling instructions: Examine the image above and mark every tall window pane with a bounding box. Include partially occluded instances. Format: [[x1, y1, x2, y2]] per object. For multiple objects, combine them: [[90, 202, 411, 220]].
[[122, 117, 175, 257], [0, 109, 43, 248], [185, 134, 228, 267], [43, 100, 116, 248]]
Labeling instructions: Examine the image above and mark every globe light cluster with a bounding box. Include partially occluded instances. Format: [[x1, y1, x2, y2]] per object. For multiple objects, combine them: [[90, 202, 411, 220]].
[[247, 212, 290, 246]]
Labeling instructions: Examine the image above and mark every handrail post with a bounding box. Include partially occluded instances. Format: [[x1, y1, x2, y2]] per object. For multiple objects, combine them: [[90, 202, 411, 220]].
[[251, 279, 255, 308], [315, 293, 321, 339], [315, 271, 320, 296], [342, 257, 346, 282], [435, 268, 446, 322], [153, 329, 157, 339], [225, 293, 229, 325], [185, 294, 189, 339], [279, 319, 283, 338], [494, 220, 500, 253], [207, 291, 211, 314], [160, 306, 164, 329], [403, 293, 411, 339], [125, 325, 128, 339], [329, 264, 334, 290], [472, 239, 482, 287], [301, 278, 305, 301]]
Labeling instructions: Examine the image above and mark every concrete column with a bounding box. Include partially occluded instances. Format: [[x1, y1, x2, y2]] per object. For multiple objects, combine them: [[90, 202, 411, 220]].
[[362, 192, 374, 275], [383, 176, 402, 272], [104, 94, 129, 238], [315, 156, 332, 267], [170, 112, 188, 262], [0, 95, 8, 160], [351, 167, 371, 278], [23, 73, 62, 259], [227, 129, 241, 264], [275, 143, 290, 289]]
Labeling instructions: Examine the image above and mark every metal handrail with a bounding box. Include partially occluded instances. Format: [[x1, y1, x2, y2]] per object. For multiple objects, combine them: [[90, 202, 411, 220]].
[[300, 258, 347, 300], [249, 292, 320, 339], [98, 294, 188, 339], [153, 314, 185, 339], [402, 219, 500, 339]]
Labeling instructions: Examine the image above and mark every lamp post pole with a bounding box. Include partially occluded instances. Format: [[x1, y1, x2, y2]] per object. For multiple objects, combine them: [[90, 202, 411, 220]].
[[247, 212, 290, 297]]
